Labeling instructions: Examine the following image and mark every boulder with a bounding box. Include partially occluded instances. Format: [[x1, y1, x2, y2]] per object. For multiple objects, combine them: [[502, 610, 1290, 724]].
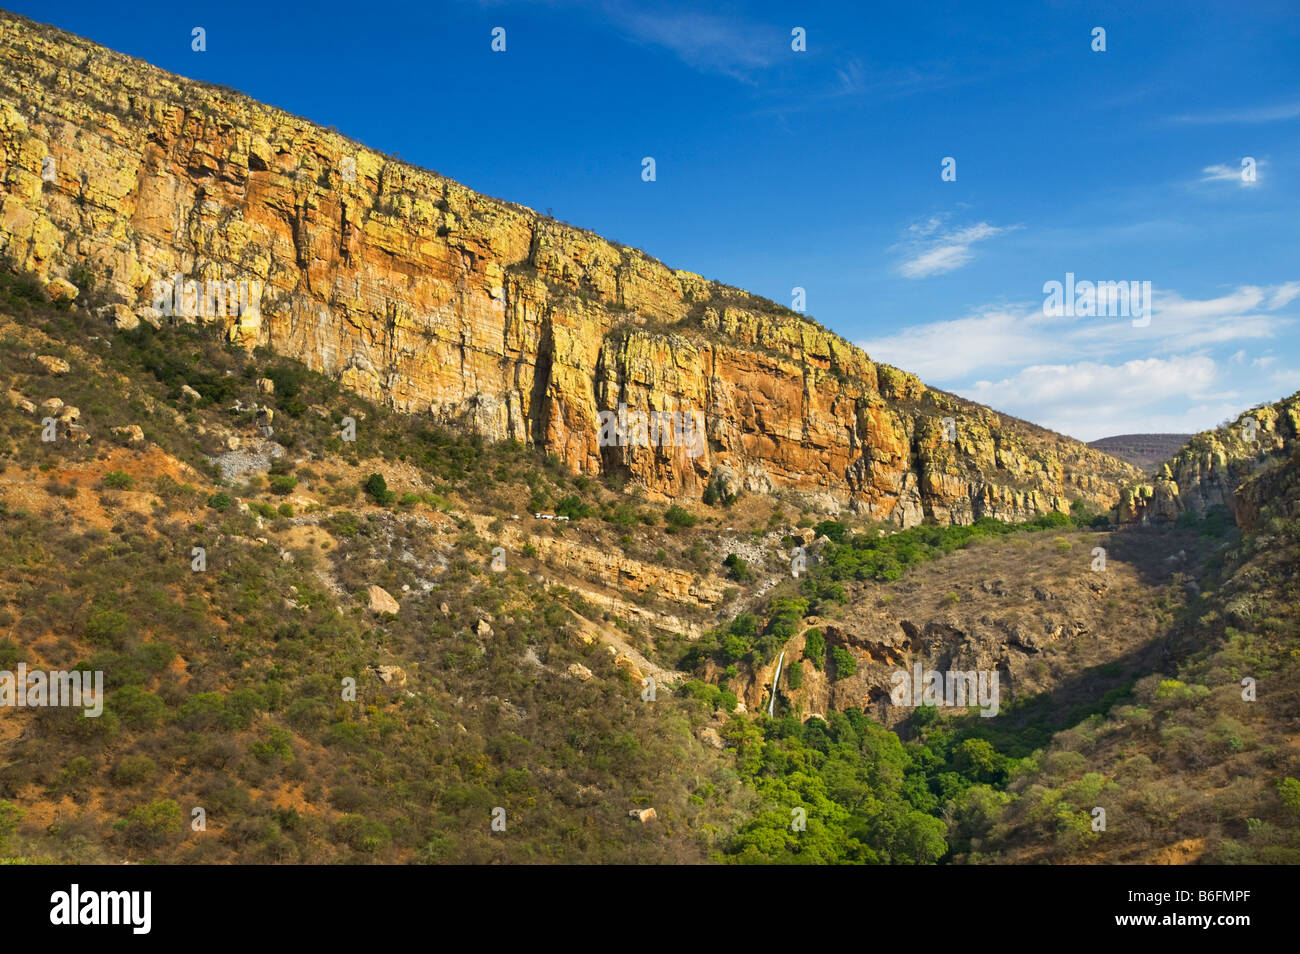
[[108, 303, 138, 331], [180, 384, 202, 401], [697, 727, 725, 750], [566, 663, 594, 681], [475, 618, 494, 638], [45, 277, 78, 303], [367, 584, 400, 615], [628, 808, 657, 824], [257, 377, 275, 394], [111, 424, 144, 443], [62, 423, 90, 443], [370, 665, 407, 687], [135, 306, 163, 329], [36, 354, 70, 375]]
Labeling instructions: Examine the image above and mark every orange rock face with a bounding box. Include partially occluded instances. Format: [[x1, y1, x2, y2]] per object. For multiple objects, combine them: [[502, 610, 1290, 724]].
[[0, 12, 1139, 524]]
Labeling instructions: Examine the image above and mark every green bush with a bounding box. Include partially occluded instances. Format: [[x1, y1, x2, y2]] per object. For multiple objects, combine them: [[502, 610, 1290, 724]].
[[723, 553, 753, 582], [269, 475, 298, 496], [108, 686, 167, 728], [0, 800, 23, 853], [112, 755, 158, 787], [102, 470, 135, 490], [1278, 777, 1300, 818], [664, 505, 697, 529], [786, 660, 803, 690], [555, 495, 592, 519], [208, 491, 233, 512], [118, 799, 182, 850], [803, 629, 826, 671], [333, 813, 391, 853], [86, 608, 131, 646], [364, 473, 396, 506], [830, 646, 857, 679]]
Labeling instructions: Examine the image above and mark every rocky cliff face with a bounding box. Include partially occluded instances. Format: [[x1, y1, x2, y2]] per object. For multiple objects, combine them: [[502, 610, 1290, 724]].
[[1119, 392, 1300, 525], [0, 12, 1139, 524]]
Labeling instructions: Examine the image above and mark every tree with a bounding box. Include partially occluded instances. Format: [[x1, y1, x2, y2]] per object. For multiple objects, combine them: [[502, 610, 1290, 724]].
[[364, 473, 396, 505]]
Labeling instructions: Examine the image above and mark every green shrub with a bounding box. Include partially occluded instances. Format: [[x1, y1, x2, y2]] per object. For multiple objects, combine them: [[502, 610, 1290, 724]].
[[269, 475, 298, 496], [664, 505, 697, 528], [0, 800, 23, 853], [108, 686, 167, 728], [112, 755, 158, 787], [333, 813, 391, 853], [803, 629, 826, 670], [555, 495, 591, 519], [364, 473, 396, 506], [102, 470, 135, 490], [1278, 777, 1300, 818], [118, 799, 182, 850], [208, 491, 233, 512], [830, 646, 857, 679], [723, 553, 753, 582], [86, 608, 131, 646]]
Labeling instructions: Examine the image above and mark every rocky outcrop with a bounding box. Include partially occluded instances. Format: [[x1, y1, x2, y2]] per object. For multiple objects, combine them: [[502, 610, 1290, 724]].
[[0, 12, 1138, 524], [1119, 392, 1300, 525]]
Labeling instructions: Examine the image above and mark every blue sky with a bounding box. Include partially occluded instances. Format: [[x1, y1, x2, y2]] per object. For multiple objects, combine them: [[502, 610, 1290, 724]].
[[14, 0, 1300, 440]]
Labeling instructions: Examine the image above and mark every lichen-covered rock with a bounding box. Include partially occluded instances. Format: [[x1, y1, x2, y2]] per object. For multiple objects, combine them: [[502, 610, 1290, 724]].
[[44, 277, 77, 302], [1120, 392, 1300, 524], [35, 354, 69, 374]]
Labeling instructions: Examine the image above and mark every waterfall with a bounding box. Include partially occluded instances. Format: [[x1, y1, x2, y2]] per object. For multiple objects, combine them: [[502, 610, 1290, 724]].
[[768, 649, 786, 717]]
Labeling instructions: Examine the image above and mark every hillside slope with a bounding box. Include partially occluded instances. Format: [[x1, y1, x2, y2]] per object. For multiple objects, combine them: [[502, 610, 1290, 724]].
[[1088, 434, 1192, 472]]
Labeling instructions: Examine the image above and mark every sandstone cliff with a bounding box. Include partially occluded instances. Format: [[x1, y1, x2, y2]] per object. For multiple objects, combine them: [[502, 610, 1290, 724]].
[[0, 12, 1139, 524], [1119, 392, 1300, 525]]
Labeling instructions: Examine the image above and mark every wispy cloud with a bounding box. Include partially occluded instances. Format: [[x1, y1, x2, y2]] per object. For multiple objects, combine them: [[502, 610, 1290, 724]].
[[896, 219, 1012, 279], [859, 282, 1295, 381], [607, 4, 781, 79], [1171, 99, 1300, 124], [1196, 162, 1258, 187]]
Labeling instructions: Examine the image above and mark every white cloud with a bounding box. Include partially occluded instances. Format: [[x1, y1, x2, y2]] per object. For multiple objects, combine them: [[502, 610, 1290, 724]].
[[859, 282, 1293, 381], [897, 220, 1010, 279], [859, 280, 1299, 437], [964, 357, 1223, 440], [1268, 282, 1300, 310]]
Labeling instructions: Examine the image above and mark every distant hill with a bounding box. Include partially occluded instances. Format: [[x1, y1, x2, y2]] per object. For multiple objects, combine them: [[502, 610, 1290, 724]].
[[1088, 434, 1192, 471]]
